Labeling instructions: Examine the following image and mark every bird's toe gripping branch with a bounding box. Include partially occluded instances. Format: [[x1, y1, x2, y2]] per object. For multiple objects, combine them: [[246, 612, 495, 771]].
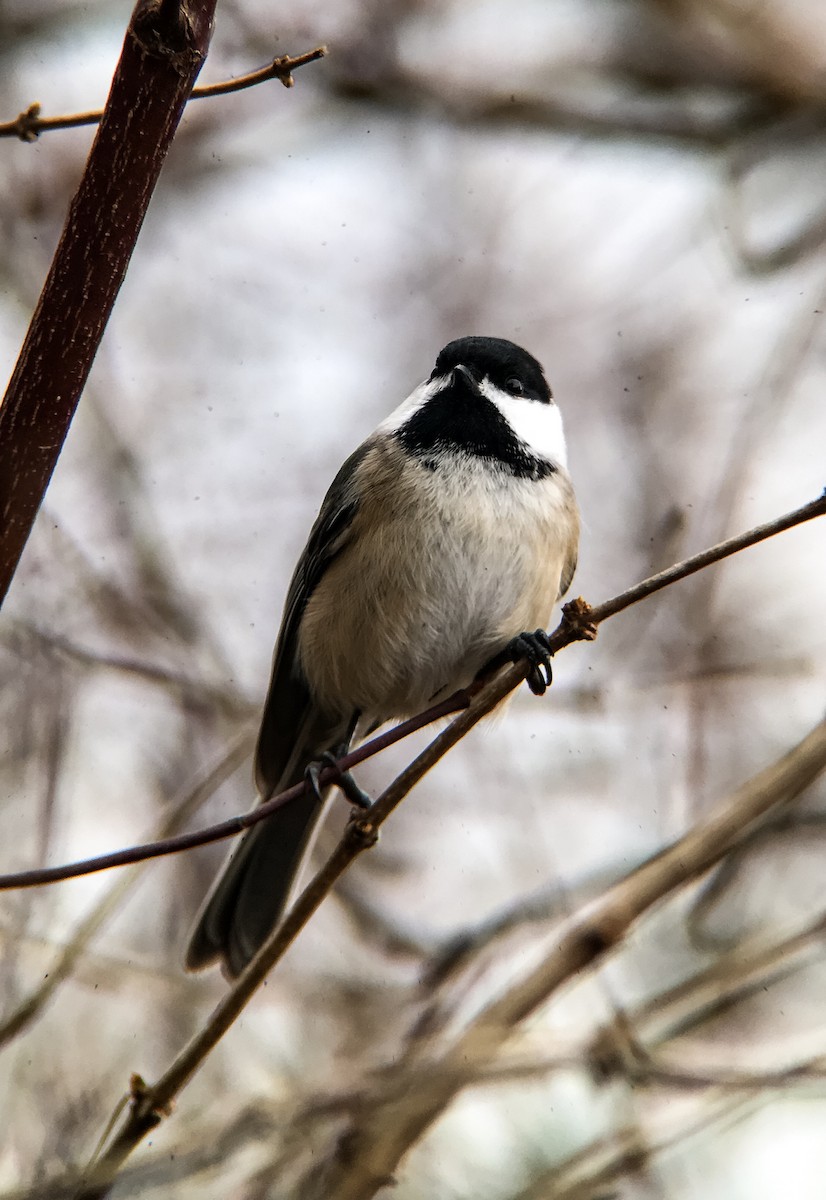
[[508, 628, 554, 696], [305, 752, 373, 810]]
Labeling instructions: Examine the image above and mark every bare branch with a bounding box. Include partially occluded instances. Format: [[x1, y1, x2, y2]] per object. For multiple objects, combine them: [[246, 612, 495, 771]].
[[0, 691, 469, 890], [511, 1095, 757, 1200], [190, 46, 328, 99], [281, 909, 826, 1134], [577, 488, 826, 629], [0, 46, 328, 141]]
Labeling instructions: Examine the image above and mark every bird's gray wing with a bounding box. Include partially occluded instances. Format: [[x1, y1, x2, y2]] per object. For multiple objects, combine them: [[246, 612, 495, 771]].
[[556, 475, 580, 600], [253, 439, 371, 794], [185, 440, 374, 976]]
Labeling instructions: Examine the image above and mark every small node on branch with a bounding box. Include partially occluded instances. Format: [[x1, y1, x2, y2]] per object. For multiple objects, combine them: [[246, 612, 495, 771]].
[[577, 914, 624, 960], [588, 1008, 648, 1082], [560, 596, 598, 642], [348, 815, 380, 851], [14, 103, 41, 142], [0, 45, 328, 142], [129, 1073, 171, 1121], [272, 55, 297, 88]]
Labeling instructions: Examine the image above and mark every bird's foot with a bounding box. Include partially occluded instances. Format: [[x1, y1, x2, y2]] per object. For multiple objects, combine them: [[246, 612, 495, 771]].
[[507, 628, 554, 695], [305, 751, 372, 810]]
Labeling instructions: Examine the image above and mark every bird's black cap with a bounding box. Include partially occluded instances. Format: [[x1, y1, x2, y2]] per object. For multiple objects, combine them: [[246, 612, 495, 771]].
[[432, 336, 552, 404]]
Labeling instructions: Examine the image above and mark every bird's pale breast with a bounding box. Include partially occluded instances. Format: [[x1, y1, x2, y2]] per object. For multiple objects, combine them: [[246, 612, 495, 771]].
[[297, 439, 578, 722]]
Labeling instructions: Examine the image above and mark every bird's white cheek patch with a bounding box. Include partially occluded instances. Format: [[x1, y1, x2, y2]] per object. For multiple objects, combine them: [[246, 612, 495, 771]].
[[379, 376, 449, 434], [481, 383, 568, 468]]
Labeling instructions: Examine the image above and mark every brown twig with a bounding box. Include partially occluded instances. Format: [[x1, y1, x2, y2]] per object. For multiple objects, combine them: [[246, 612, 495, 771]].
[[564, 487, 826, 631], [1, 489, 823, 893], [189, 46, 327, 98], [0, 47, 328, 142]]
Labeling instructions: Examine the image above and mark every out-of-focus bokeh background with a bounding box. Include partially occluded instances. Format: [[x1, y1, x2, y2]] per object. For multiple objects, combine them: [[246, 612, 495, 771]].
[[1, 1, 826, 1196]]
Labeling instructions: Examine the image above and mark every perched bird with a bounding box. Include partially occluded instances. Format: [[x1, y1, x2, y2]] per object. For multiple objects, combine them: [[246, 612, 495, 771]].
[[185, 336, 579, 977]]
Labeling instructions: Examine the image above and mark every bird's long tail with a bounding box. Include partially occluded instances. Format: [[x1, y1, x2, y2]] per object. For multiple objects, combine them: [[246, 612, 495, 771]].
[[185, 717, 349, 978]]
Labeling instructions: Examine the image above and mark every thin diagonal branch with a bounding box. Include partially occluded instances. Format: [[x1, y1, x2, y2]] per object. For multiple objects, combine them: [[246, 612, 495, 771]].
[[0, 691, 470, 890], [69, 663, 515, 1199], [1, 489, 822, 891], [578, 488, 826, 628]]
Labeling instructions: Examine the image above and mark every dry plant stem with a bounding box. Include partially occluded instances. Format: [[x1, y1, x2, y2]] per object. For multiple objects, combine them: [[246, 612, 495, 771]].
[[0, 732, 253, 1049], [0, 46, 327, 140], [303, 717, 826, 1200], [470, 1049, 826, 1094], [623, 909, 826, 1051], [516, 1095, 758, 1200], [0, 0, 218, 606], [2, 489, 823, 891], [245, 907, 826, 1132]]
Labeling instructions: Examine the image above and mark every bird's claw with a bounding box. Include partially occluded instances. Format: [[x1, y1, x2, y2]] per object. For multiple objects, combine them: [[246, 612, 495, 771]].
[[305, 752, 373, 810], [508, 628, 554, 695]]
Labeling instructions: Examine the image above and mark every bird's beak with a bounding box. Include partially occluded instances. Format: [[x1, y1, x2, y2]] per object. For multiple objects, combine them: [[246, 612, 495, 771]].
[[452, 364, 482, 394]]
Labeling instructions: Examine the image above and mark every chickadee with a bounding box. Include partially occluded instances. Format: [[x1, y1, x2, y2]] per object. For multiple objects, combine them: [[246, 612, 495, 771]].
[[185, 336, 579, 977]]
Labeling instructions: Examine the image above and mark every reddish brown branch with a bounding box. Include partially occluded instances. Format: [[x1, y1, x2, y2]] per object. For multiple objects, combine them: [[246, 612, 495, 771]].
[[0, 0, 220, 606]]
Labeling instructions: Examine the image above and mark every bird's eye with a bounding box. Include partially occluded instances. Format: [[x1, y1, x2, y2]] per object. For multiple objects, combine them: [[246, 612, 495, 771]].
[[505, 376, 526, 396]]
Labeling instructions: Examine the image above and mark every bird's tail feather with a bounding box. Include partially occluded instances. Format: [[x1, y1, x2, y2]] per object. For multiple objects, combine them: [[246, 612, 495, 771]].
[[184, 715, 348, 978]]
